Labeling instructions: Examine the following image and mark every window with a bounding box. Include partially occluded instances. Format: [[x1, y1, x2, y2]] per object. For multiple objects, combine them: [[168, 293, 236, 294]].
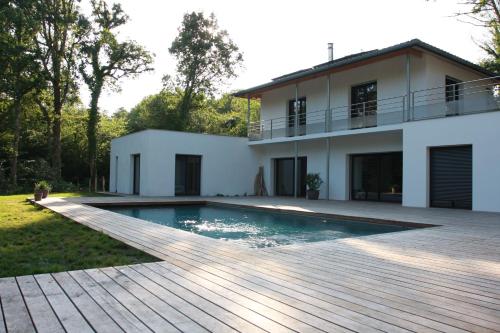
[[350, 81, 377, 117], [175, 155, 201, 196], [288, 97, 306, 128], [132, 154, 140, 195], [445, 76, 462, 102]]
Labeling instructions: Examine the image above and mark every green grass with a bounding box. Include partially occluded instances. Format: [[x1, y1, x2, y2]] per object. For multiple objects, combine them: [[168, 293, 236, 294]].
[[0, 192, 158, 277]]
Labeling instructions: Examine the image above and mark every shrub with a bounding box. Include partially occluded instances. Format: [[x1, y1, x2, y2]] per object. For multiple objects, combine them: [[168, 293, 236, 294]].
[[306, 173, 323, 191]]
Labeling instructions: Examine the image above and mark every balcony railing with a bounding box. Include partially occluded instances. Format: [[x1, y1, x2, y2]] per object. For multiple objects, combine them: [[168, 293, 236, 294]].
[[248, 76, 500, 141]]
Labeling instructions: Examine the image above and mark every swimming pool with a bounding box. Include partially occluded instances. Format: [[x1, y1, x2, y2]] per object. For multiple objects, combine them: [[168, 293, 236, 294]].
[[103, 204, 414, 248]]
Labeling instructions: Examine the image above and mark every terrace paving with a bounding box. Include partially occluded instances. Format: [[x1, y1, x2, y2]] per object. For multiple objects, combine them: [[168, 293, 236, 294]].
[[1, 195, 500, 332]]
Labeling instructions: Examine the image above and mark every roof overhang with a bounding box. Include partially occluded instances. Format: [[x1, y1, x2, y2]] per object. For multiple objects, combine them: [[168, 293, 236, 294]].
[[234, 39, 497, 99]]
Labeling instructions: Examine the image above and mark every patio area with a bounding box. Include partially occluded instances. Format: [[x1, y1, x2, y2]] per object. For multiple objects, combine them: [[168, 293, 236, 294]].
[[1, 196, 500, 332]]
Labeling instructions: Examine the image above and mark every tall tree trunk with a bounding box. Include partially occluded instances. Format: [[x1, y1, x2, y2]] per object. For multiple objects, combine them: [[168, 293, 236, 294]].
[[87, 83, 102, 192], [179, 88, 193, 128], [36, 97, 52, 158], [9, 100, 22, 186], [51, 64, 62, 180]]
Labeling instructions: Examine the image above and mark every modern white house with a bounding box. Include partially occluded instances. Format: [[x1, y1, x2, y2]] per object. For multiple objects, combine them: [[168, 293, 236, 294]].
[[110, 39, 500, 213]]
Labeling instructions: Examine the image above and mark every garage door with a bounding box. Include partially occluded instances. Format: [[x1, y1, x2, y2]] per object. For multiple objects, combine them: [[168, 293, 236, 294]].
[[430, 145, 472, 209]]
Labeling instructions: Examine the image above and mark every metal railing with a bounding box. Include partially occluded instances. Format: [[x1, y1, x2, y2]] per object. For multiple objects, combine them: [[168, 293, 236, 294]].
[[248, 76, 500, 141]]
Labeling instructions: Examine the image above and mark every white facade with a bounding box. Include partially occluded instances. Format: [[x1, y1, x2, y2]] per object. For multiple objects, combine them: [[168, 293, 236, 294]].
[[110, 40, 500, 212], [110, 130, 257, 196], [403, 112, 500, 212]]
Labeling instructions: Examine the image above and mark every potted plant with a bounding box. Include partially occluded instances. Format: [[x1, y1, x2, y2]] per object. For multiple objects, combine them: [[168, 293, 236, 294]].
[[38, 180, 52, 198], [306, 173, 323, 200], [33, 183, 43, 201]]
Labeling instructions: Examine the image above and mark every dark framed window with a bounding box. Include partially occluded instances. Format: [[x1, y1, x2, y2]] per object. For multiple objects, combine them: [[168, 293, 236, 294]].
[[445, 76, 462, 102], [288, 97, 306, 128], [132, 154, 140, 195], [350, 81, 377, 117], [274, 157, 307, 197], [175, 154, 201, 196], [351, 152, 402, 203]]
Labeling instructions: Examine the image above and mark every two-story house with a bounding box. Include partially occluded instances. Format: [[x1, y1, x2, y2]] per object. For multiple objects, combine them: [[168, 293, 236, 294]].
[[110, 39, 500, 212]]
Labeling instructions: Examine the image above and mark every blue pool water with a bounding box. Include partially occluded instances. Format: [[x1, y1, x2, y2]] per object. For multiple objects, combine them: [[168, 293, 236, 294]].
[[104, 204, 413, 248]]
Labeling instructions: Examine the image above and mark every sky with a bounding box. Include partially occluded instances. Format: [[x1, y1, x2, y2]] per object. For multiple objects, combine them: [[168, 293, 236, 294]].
[[81, 0, 488, 114]]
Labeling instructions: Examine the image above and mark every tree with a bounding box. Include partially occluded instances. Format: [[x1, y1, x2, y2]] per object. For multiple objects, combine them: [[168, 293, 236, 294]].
[[169, 12, 243, 123], [455, 0, 500, 72], [33, 0, 83, 180], [79, 0, 153, 191], [127, 90, 183, 133], [0, 0, 41, 185]]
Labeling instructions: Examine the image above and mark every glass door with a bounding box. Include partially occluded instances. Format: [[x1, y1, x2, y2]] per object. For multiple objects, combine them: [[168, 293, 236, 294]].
[[351, 152, 402, 202], [132, 154, 140, 195], [175, 155, 201, 196], [274, 157, 307, 197], [287, 97, 306, 136]]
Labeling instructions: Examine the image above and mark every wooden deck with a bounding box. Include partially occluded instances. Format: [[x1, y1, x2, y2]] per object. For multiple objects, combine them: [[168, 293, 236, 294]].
[[1, 196, 500, 332]]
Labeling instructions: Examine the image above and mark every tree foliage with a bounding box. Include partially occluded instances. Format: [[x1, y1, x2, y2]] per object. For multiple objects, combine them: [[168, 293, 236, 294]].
[[455, 0, 500, 72], [127, 89, 260, 137], [79, 0, 153, 191], [168, 12, 243, 121], [0, 0, 42, 185], [33, 0, 84, 179], [0, 7, 256, 194]]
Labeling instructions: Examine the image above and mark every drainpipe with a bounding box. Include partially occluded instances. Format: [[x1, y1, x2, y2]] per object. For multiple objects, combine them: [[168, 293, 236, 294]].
[[326, 139, 330, 200], [294, 141, 298, 198], [294, 84, 299, 136], [406, 53, 411, 121], [246, 96, 251, 135], [294, 84, 299, 198], [326, 74, 331, 200]]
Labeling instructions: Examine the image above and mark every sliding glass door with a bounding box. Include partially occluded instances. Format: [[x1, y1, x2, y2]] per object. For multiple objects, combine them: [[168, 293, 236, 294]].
[[274, 157, 307, 197], [351, 152, 402, 202], [175, 155, 201, 196], [132, 154, 140, 195]]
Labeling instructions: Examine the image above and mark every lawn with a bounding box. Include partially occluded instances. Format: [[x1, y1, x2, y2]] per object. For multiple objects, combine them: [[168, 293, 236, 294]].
[[0, 193, 158, 277]]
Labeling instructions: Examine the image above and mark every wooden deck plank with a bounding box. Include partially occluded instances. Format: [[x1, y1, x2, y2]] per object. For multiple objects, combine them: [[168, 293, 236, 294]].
[[16, 275, 64, 333], [26, 196, 500, 333], [99, 267, 209, 333], [68, 204, 500, 330], [149, 261, 424, 333], [52, 271, 123, 332], [0, 278, 35, 333], [152, 252, 487, 332], [133, 265, 296, 333], [79, 202, 496, 288], [34, 274, 93, 333], [84, 268, 181, 333], [114, 266, 238, 333], [101, 212, 500, 300], [68, 270, 153, 333], [144, 262, 356, 333], [129, 264, 268, 333], [79, 213, 500, 320]]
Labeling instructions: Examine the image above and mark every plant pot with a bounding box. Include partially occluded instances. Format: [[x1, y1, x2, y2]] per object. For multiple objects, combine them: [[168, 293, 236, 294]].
[[307, 189, 319, 200], [42, 189, 49, 198], [34, 191, 43, 201]]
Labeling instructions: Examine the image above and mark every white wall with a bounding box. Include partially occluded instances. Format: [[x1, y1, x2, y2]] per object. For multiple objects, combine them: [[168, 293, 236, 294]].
[[110, 130, 258, 196], [260, 55, 423, 127], [330, 131, 403, 200], [259, 52, 488, 128], [252, 140, 330, 198], [403, 111, 500, 213], [251, 131, 403, 200]]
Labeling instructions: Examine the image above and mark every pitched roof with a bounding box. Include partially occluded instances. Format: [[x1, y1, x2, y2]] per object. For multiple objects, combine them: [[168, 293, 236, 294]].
[[234, 39, 496, 98]]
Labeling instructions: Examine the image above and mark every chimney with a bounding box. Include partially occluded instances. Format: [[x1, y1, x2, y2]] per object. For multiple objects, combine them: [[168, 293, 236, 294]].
[[328, 43, 334, 61]]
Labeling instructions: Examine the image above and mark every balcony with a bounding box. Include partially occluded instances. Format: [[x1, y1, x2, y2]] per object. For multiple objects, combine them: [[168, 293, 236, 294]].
[[248, 77, 500, 141]]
